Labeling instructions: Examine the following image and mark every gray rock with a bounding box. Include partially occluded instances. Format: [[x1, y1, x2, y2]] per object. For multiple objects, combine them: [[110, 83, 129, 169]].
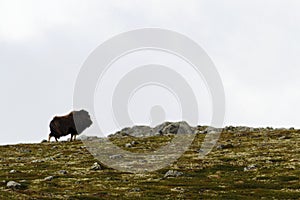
[[54, 153, 62, 159], [160, 121, 192, 135], [130, 187, 141, 192], [44, 176, 54, 181], [44, 157, 55, 161], [41, 139, 48, 143], [197, 149, 204, 153], [124, 125, 153, 137], [110, 121, 194, 138], [276, 128, 287, 131], [125, 143, 132, 148], [7, 181, 21, 189], [279, 136, 287, 140], [31, 159, 44, 163], [21, 149, 32, 153], [164, 170, 183, 178], [9, 170, 17, 174], [198, 130, 207, 134], [216, 143, 234, 150], [59, 170, 68, 174], [109, 154, 123, 159], [79, 136, 100, 141], [90, 162, 102, 170], [78, 135, 88, 140], [171, 187, 185, 193], [244, 164, 257, 172]]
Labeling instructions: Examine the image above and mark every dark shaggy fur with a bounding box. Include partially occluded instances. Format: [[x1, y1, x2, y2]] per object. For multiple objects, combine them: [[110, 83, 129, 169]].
[[48, 110, 93, 142]]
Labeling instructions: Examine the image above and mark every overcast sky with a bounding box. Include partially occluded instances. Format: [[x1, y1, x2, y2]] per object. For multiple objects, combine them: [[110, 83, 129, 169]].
[[1, 0, 300, 145]]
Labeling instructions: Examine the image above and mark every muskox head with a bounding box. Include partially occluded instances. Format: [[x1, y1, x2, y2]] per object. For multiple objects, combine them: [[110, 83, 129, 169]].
[[73, 109, 93, 134]]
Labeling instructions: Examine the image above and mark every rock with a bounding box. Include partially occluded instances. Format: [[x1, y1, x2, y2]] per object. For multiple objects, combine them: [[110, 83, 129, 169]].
[[160, 121, 192, 135], [216, 143, 234, 150], [9, 170, 17, 174], [31, 159, 44, 163], [208, 174, 221, 179], [200, 126, 223, 134], [244, 164, 257, 172], [171, 187, 185, 193], [130, 187, 141, 192], [118, 126, 153, 137], [131, 141, 138, 145], [164, 170, 183, 178], [79, 136, 100, 141], [21, 149, 32, 153], [44, 176, 54, 181], [109, 154, 123, 159], [44, 157, 55, 161], [59, 170, 68, 174], [125, 143, 132, 148], [52, 146, 58, 149], [276, 128, 287, 131], [235, 180, 244, 184], [109, 121, 194, 138], [41, 139, 48, 143], [195, 130, 204, 134], [78, 135, 88, 140], [108, 131, 129, 138], [197, 149, 204, 153], [90, 162, 102, 170], [7, 181, 21, 189], [279, 136, 287, 140], [54, 153, 62, 159]]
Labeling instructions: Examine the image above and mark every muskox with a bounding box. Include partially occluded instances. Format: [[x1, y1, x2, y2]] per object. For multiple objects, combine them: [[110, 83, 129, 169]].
[[48, 110, 93, 142]]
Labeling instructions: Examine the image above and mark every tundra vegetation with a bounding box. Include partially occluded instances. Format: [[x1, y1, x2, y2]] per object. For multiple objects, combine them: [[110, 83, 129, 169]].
[[0, 123, 299, 199]]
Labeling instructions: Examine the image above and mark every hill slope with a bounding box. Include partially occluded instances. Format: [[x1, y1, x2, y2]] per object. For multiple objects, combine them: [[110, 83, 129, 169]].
[[0, 125, 299, 199]]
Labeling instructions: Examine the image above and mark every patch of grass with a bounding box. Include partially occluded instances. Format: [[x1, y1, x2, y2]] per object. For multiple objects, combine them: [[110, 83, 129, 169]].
[[276, 175, 299, 182]]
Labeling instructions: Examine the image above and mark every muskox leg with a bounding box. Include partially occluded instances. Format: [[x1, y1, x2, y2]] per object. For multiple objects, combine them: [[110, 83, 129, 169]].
[[55, 137, 58, 142], [48, 135, 51, 142], [74, 134, 77, 141], [70, 135, 73, 142]]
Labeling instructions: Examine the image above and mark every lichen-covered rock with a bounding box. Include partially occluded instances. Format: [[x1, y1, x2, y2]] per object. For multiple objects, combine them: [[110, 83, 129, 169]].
[[7, 181, 21, 189], [59, 170, 68, 174], [125, 143, 132, 148], [90, 162, 102, 170], [44, 176, 54, 181], [164, 170, 183, 178], [244, 164, 257, 172]]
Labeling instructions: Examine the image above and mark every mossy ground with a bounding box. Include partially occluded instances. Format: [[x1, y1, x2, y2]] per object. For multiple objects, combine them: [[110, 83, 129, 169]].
[[0, 128, 299, 199]]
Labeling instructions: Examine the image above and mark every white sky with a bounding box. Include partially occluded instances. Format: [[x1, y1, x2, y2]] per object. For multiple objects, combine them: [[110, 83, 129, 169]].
[[1, 0, 300, 144]]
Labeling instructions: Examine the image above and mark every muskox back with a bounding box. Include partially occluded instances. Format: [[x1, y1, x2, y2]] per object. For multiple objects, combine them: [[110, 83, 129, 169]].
[[48, 110, 93, 142]]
